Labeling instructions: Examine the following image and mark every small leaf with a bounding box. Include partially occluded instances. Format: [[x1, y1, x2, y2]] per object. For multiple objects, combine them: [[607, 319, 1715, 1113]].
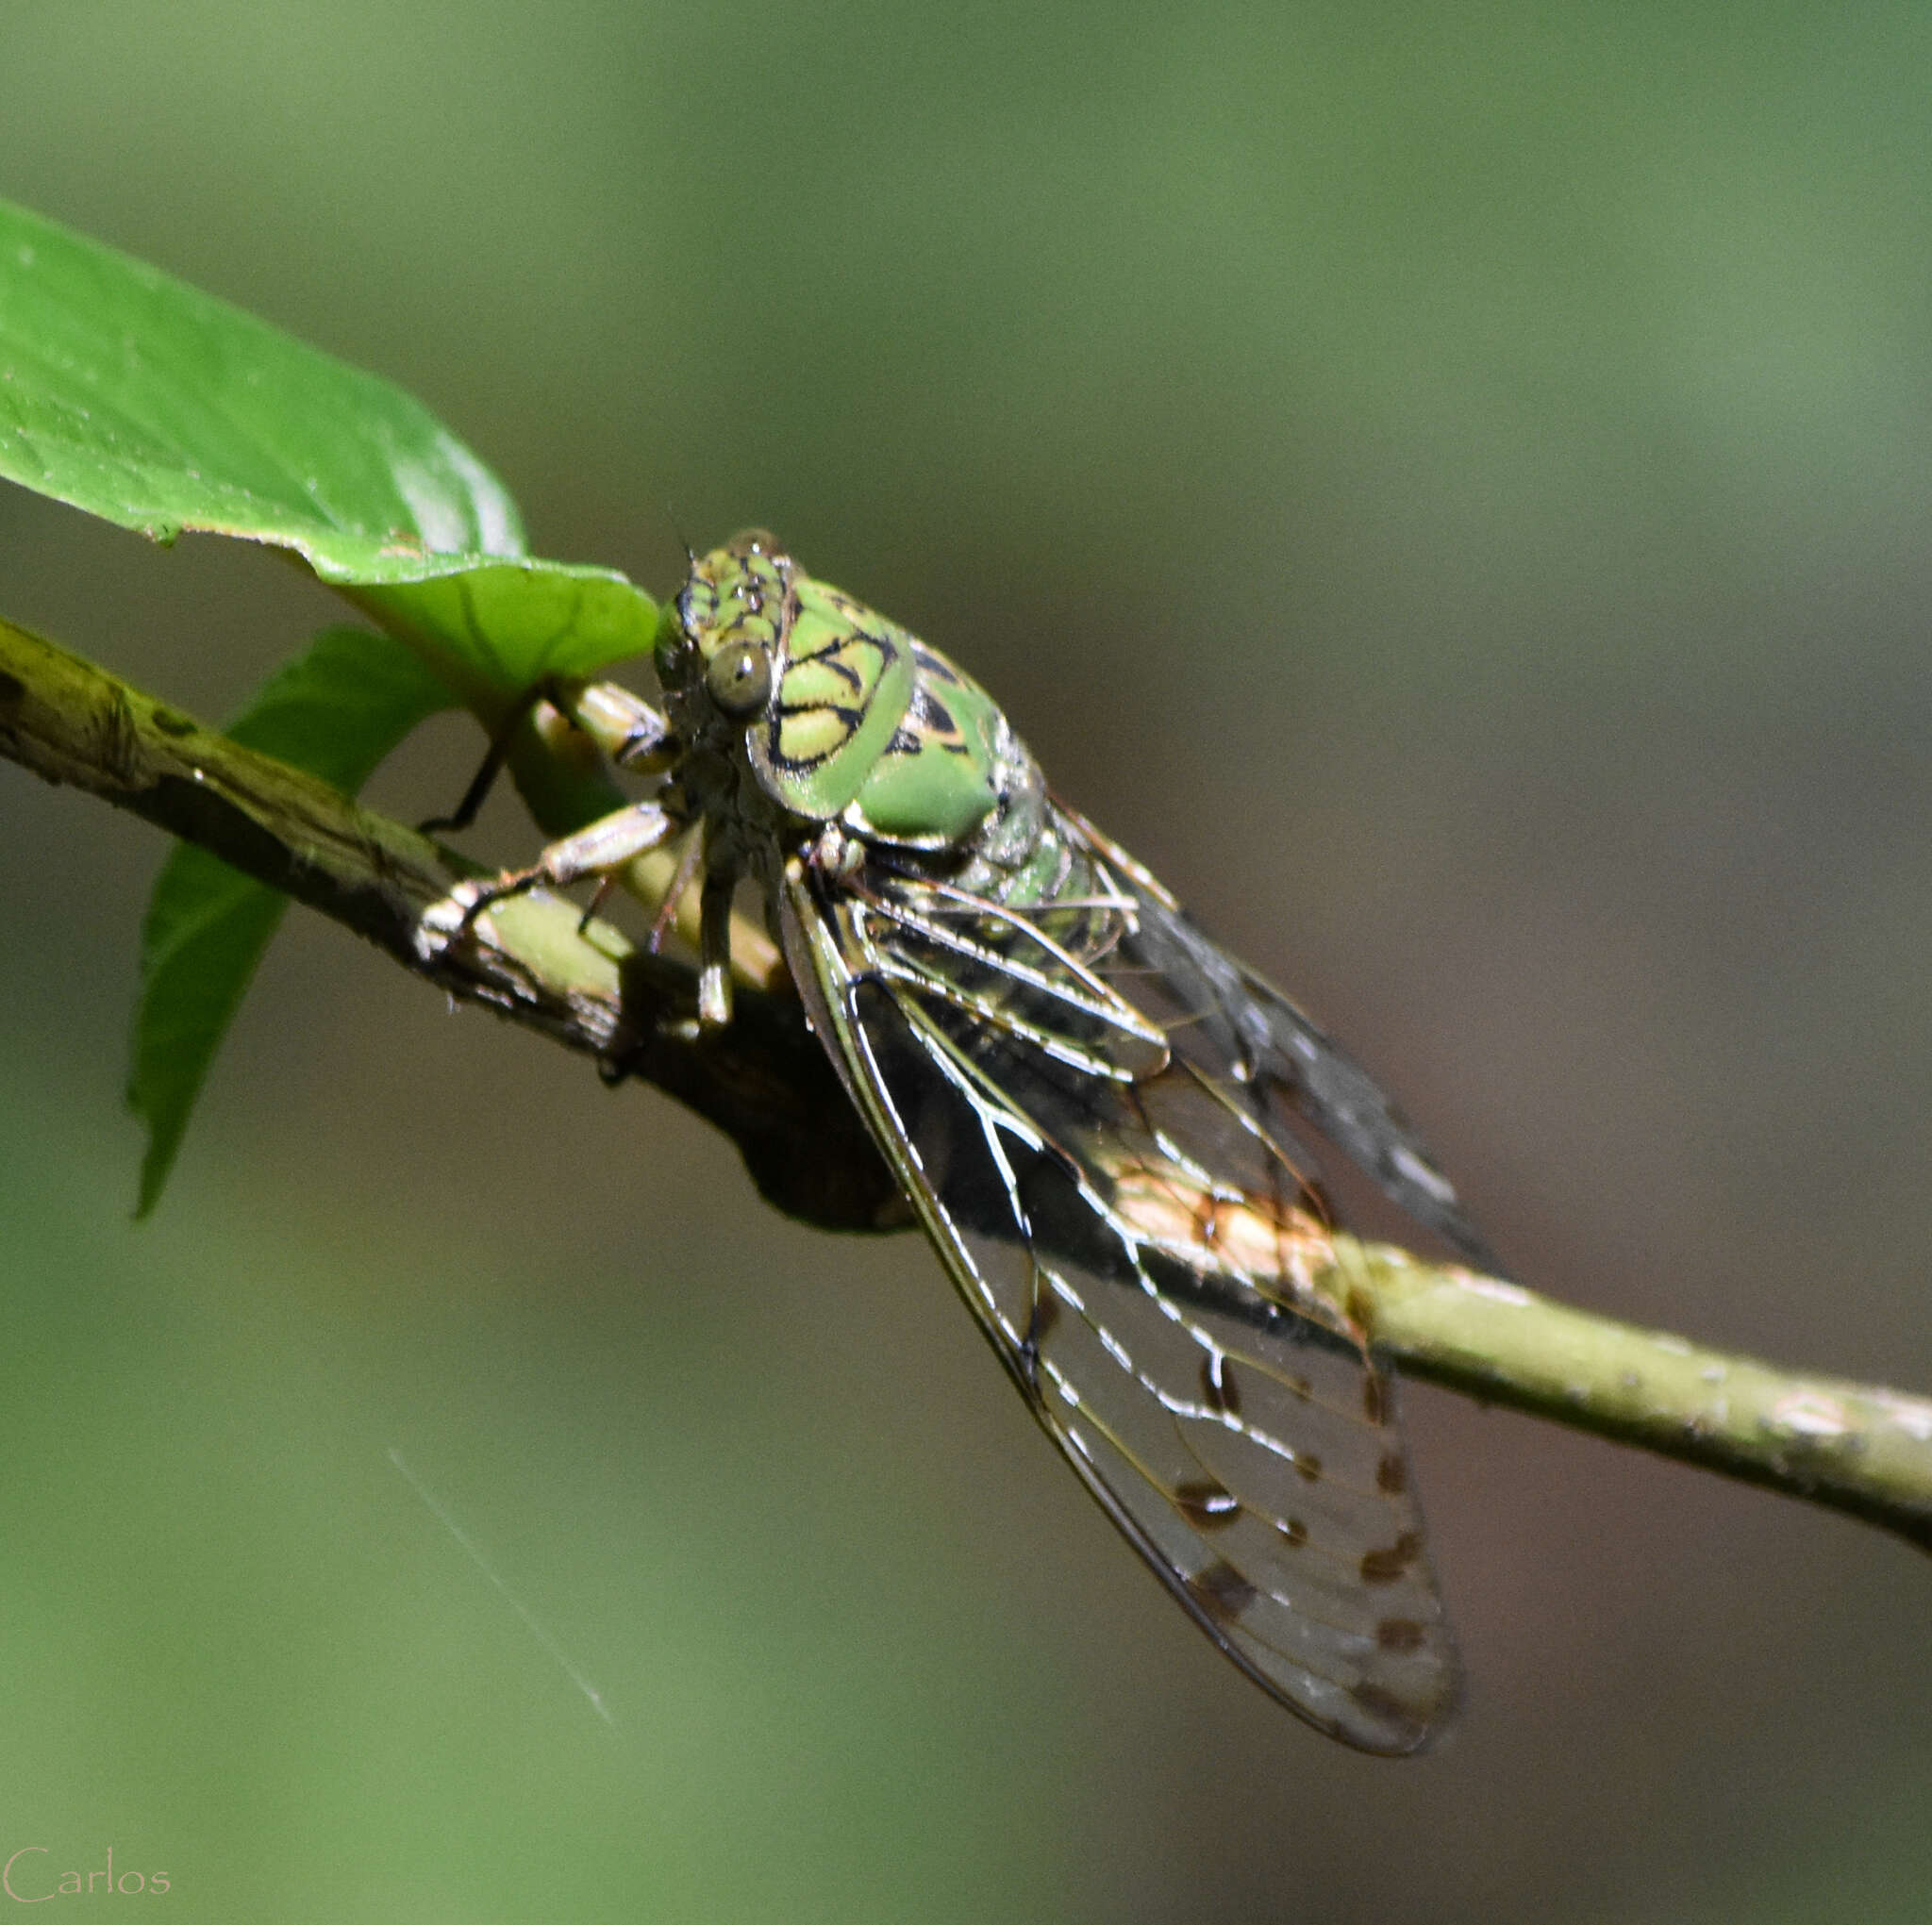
[[127, 626, 455, 1216], [0, 197, 658, 695], [348, 564, 665, 709]]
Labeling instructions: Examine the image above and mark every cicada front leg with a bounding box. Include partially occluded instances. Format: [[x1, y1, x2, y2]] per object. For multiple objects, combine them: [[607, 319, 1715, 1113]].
[[556, 677, 678, 776], [421, 674, 686, 934], [550, 689, 751, 1029]]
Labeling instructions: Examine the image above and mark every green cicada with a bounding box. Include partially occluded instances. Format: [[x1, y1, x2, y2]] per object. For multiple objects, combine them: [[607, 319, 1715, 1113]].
[[427, 530, 1495, 1755]]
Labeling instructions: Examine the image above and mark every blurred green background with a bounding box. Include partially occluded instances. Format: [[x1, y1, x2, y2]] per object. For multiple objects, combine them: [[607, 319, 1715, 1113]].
[[2, 2, 1930, 1918]]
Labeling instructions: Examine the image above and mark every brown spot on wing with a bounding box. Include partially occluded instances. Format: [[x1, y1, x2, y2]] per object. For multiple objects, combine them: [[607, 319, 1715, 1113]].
[[1376, 1452, 1407, 1495], [1293, 1452, 1323, 1484], [1376, 1618, 1426, 1653], [1187, 1560, 1259, 1628], [1278, 1518, 1308, 1548], [1360, 1533, 1424, 1586], [1362, 1374, 1389, 1425], [1174, 1480, 1241, 1530], [1351, 1681, 1427, 1732]]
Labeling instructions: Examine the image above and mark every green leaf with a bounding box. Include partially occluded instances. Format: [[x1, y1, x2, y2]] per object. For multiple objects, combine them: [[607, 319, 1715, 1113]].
[[127, 626, 456, 1217], [0, 197, 657, 696], [0, 197, 523, 573]]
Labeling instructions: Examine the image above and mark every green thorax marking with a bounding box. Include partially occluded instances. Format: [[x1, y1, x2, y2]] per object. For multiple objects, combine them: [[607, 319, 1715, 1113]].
[[844, 638, 1006, 847], [761, 573, 915, 818]]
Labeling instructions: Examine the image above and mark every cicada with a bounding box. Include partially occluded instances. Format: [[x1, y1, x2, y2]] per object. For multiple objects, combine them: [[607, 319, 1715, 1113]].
[[431, 531, 1496, 1754]]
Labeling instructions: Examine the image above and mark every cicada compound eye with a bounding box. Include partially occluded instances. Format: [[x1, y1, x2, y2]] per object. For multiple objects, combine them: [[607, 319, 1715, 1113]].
[[704, 639, 774, 719]]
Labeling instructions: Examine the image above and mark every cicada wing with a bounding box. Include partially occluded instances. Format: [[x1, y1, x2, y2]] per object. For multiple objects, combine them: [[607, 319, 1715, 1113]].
[[780, 867, 1461, 1755]]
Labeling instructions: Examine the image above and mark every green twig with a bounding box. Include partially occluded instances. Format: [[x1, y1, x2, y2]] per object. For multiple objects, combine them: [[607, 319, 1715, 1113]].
[[2, 610, 1929, 1555], [1336, 1239, 1932, 1553]]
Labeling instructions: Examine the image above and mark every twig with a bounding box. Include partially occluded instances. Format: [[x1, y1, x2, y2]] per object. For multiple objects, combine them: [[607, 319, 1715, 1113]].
[[1339, 1240, 1932, 1552], [2, 610, 1928, 1554]]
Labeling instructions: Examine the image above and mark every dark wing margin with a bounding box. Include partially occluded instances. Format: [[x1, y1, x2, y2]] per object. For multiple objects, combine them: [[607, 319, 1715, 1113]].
[[780, 861, 1462, 1755]]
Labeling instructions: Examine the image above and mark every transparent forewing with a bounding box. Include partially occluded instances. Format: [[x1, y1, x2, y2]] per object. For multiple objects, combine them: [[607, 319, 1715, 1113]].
[[785, 831, 1464, 1753]]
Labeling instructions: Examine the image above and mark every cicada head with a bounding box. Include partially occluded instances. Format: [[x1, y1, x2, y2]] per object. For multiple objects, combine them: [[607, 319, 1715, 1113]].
[[657, 528, 788, 727], [659, 531, 916, 823]]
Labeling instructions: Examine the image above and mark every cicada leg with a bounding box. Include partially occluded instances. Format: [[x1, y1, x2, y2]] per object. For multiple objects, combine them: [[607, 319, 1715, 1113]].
[[420, 676, 761, 1034], [419, 682, 544, 835], [560, 678, 676, 773], [695, 870, 738, 1029], [441, 800, 683, 933], [646, 827, 706, 954]]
